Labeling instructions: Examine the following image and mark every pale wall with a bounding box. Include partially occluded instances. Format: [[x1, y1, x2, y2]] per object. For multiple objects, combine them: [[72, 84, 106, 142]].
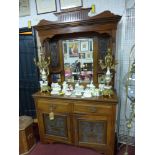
[[19, 0, 125, 28]]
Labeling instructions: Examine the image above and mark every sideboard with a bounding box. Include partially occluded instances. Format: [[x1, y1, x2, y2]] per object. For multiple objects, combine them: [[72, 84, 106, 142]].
[[33, 8, 121, 155], [33, 92, 117, 155]]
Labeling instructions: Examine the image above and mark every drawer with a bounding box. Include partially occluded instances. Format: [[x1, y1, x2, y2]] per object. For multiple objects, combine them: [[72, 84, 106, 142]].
[[37, 99, 71, 113], [74, 102, 112, 115]]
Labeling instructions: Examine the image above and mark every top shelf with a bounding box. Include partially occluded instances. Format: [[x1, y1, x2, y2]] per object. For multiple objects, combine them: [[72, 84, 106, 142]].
[[33, 91, 118, 104]]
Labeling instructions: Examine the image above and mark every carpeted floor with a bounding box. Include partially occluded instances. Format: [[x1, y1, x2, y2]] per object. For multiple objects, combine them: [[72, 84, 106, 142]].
[[28, 143, 135, 155]]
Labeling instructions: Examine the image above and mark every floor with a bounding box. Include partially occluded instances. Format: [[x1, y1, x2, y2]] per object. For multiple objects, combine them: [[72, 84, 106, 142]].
[[27, 143, 135, 155]]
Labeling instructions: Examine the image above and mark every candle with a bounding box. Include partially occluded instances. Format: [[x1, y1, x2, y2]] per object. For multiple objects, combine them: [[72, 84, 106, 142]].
[[28, 20, 31, 29], [91, 4, 95, 14]]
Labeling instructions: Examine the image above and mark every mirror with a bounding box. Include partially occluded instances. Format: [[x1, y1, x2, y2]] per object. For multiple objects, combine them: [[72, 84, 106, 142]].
[[62, 38, 93, 83]]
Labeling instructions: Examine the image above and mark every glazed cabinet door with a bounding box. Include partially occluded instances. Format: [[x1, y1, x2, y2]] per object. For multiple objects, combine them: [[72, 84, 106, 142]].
[[37, 111, 72, 144], [74, 114, 113, 155]]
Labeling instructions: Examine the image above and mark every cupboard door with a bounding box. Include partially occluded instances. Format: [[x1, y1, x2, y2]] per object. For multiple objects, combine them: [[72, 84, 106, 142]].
[[38, 112, 72, 144], [74, 115, 112, 153]]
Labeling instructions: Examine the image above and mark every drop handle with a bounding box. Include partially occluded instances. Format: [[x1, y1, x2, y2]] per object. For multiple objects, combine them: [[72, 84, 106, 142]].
[[52, 104, 57, 110], [49, 104, 57, 111], [89, 107, 97, 113]]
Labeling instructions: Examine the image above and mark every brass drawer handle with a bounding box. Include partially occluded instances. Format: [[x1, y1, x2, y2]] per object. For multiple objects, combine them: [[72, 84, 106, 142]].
[[49, 105, 57, 120], [49, 104, 57, 111], [52, 104, 57, 110], [89, 107, 97, 113]]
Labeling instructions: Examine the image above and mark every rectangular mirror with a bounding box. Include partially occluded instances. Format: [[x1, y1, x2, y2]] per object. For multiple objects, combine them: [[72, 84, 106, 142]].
[[62, 38, 93, 83]]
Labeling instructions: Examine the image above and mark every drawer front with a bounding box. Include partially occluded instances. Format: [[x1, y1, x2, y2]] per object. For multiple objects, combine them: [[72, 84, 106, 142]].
[[37, 99, 71, 113], [74, 102, 112, 115]]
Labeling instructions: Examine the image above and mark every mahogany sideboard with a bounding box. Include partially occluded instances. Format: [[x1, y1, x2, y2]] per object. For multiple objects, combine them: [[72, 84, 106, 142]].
[[33, 92, 118, 155]]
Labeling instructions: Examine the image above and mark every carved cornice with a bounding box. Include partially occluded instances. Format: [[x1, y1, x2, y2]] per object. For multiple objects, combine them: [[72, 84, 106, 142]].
[[54, 8, 91, 22], [34, 11, 121, 30], [34, 9, 121, 43]]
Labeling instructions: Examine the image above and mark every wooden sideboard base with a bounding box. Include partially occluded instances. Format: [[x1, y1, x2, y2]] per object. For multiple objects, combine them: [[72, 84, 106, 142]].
[[33, 92, 117, 155]]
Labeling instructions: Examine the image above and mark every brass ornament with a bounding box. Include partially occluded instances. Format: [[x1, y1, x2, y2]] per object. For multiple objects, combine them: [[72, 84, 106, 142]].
[[34, 54, 50, 78], [99, 48, 118, 71], [34, 52, 51, 93], [99, 48, 118, 97]]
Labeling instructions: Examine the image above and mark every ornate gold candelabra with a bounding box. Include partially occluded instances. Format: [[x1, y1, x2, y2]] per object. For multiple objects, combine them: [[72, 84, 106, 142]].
[[34, 53, 51, 93], [99, 48, 118, 96]]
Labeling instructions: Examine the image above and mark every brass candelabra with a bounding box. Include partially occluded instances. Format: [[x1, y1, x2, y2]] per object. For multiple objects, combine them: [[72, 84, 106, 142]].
[[99, 48, 118, 96], [34, 52, 51, 93]]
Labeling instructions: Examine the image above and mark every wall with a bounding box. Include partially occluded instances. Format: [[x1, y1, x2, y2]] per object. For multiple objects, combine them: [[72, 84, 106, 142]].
[[19, 0, 125, 28], [125, 0, 135, 8]]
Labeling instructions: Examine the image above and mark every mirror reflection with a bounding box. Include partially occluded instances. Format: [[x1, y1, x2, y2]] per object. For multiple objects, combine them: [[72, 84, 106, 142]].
[[62, 38, 93, 83]]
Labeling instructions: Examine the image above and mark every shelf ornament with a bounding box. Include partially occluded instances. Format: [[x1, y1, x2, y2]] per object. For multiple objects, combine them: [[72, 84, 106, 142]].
[[99, 48, 118, 97], [34, 52, 51, 93]]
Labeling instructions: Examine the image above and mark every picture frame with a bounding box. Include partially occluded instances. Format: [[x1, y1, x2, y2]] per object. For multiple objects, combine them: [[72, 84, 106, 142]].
[[79, 53, 85, 59], [35, 0, 57, 15], [68, 41, 79, 57], [63, 42, 67, 54], [89, 40, 93, 51], [81, 40, 89, 52], [86, 52, 92, 59], [59, 0, 82, 10], [19, 0, 30, 17]]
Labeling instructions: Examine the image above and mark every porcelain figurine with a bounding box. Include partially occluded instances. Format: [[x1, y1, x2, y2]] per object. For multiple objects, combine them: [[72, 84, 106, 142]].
[[104, 68, 112, 90], [51, 82, 61, 95], [83, 88, 92, 98]]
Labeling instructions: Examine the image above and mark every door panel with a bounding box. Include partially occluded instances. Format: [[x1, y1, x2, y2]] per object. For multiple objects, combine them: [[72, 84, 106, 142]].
[[38, 112, 72, 144], [78, 120, 107, 144], [19, 28, 39, 117], [43, 113, 68, 137], [74, 115, 112, 150]]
